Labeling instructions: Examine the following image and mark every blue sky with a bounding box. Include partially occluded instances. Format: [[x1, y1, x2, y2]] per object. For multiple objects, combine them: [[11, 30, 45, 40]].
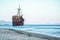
[[0, 0, 60, 24]]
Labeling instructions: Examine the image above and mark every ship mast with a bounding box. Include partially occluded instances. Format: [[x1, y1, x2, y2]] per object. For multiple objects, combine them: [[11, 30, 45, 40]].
[[17, 5, 21, 16]]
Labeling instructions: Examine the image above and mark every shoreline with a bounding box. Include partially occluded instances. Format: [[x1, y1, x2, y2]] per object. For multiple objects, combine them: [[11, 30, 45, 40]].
[[9, 28, 60, 40], [0, 28, 60, 40], [0, 28, 47, 40]]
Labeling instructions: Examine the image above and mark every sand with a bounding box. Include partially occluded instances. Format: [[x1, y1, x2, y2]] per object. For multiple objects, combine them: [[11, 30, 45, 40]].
[[0, 28, 48, 40]]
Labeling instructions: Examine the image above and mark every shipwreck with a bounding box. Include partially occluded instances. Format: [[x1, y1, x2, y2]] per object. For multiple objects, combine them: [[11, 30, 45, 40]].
[[12, 5, 24, 26]]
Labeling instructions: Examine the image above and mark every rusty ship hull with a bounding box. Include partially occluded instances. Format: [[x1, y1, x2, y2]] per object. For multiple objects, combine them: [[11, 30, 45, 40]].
[[12, 15, 24, 26]]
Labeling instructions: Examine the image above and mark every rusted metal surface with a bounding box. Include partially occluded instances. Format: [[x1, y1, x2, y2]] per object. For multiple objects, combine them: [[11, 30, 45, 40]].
[[12, 15, 24, 26]]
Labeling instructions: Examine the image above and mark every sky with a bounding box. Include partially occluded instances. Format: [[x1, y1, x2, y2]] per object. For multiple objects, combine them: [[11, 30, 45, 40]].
[[0, 0, 60, 24]]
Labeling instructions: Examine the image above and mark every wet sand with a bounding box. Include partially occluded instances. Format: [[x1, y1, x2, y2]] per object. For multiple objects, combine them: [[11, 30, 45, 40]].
[[0, 28, 47, 40]]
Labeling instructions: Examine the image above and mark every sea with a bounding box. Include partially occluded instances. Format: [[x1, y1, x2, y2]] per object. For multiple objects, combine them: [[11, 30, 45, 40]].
[[0, 24, 60, 37]]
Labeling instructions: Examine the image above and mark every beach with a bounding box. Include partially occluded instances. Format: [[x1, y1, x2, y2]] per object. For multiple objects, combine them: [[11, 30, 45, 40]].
[[0, 28, 47, 40]]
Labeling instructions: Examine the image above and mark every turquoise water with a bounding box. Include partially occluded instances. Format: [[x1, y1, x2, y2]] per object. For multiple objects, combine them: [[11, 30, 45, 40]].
[[0, 25, 60, 37]]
